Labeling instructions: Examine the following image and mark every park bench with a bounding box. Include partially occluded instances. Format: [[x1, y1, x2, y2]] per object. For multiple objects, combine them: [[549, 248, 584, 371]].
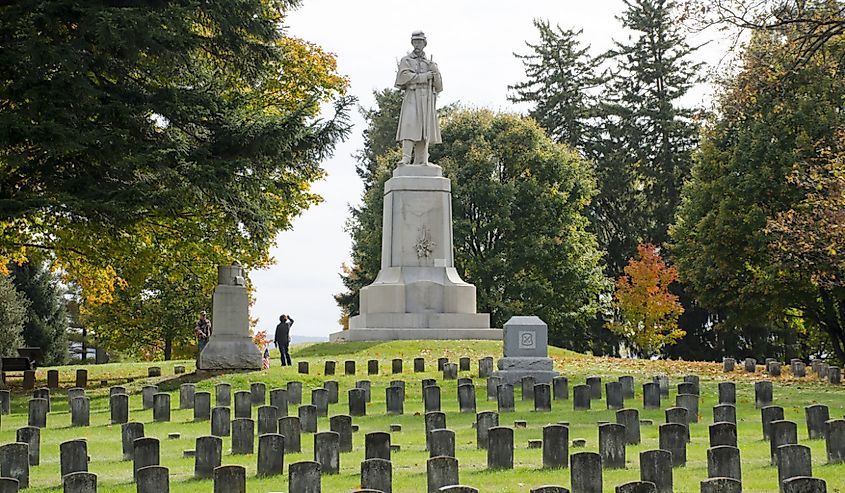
[[0, 347, 43, 374], [0, 357, 35, 371]]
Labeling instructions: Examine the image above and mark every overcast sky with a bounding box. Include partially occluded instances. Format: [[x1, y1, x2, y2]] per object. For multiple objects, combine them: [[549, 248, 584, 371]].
[[249, 0, 727, 341]]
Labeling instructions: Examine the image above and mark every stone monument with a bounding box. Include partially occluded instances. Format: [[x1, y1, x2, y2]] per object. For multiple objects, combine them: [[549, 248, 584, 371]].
[[198, 262, 262, 370], [493, 316, 559, 384], [330, 31, 501, 342]]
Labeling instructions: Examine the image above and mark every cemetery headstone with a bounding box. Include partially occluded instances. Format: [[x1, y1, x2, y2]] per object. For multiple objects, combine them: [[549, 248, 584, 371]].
[[16, 427, 39, 466], [212, 407, 231, 437], [288, 460, 321, 493], [707, 445, 742, 480], [497, 383, 515, 413], [195, 436, 222, 479], [426, 456, 459, 493], [137, 465, 169, 493], [570, 451, 602, 493], [133, 437, 160, 481], [599, 423, 626, 469], [366, 431, 392, 461], [330, 414, 353, 453], [314, 431, 340, 475], [231, 418, 255, 454], [121, 422, 144, 460], [194, 391, 211, 421], [213, 465, 246, 493], [640, 449, 672, 493], [542, 424, 569, 468], [361, 458, 392, 493], [215, 383, 231, 407], [279, 416, 302, 453], [487, 426, 514, 470]]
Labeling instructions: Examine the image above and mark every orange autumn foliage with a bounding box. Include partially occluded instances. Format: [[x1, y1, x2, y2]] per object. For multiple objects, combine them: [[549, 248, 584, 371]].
[[606, 244, 686, 355]]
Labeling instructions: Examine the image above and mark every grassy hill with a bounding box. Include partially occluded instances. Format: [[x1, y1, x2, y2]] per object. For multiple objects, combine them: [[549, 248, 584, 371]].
[[1, 340, 843, 492]]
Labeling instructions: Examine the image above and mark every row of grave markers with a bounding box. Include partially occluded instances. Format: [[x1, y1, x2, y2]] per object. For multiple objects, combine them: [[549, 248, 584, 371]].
[[3, 353, 841, 393], [1, 356, 843, 492]]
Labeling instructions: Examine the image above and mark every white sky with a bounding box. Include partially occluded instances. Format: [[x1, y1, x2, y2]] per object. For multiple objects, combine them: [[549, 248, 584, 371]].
[[250, 0, 728, 340]]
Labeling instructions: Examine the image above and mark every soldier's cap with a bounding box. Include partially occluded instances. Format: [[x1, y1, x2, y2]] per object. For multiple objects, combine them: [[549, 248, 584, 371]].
[[411, 31, 426, 41]]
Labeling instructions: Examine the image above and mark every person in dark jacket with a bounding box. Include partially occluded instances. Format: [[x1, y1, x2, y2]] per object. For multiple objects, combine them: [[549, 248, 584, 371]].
[[274, 314, 293, 366]]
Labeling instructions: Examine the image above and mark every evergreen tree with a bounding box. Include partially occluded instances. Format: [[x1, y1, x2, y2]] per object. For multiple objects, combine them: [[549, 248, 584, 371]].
[[0, 274, 26, 358], [509, 19, 602, 151], [599, 0, 703, 266], [9, 257, 69, 365]]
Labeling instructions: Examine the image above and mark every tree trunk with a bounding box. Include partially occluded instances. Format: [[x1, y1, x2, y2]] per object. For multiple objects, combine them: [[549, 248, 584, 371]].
[[818, 288, 845, 364], [164, 337, 172, 361], [81, 326, 87, 363]]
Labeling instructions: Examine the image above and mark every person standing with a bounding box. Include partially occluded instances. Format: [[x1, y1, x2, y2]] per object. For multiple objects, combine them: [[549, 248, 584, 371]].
[[274, 314, 294, 366], [195, 310, 212, 356]]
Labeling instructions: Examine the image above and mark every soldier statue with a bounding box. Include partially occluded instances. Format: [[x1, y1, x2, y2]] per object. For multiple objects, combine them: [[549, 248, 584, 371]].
[[395, 31, 443, 165]]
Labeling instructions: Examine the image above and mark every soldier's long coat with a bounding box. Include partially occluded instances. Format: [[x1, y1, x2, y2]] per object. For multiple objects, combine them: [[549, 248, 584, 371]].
[[394, 51, 442, 144]]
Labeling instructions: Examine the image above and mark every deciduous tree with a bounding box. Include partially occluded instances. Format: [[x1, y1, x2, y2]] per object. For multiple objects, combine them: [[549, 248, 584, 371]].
[[434, 110, 610, 349], [671, 27, 845, 361], [0, 0, 351, 303], [606, 244, 685, 355]]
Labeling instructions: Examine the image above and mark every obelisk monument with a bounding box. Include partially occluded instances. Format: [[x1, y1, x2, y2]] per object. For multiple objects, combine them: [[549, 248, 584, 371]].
[[330, 32, 501, 342]]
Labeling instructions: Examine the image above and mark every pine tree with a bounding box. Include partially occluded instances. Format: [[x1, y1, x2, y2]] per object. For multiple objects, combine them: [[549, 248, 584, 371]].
[[509, 19, 602, 151], [0, 274, 26, 359], [9, 257, 69, 365], [599, 0, 703, 265]]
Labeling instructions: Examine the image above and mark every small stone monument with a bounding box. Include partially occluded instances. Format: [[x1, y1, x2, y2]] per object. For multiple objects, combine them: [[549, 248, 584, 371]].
[[198, 262, 261, 370], [492, 316, 559, 385]]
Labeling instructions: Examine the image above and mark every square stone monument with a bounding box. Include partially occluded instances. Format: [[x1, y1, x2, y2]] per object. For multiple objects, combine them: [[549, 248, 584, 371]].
[[198, 263, 261, 370], [493, 316, 559, 384], [328, 165, 502, 341]]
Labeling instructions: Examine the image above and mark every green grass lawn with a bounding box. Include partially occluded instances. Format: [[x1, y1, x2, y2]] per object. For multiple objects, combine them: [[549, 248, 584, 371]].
[[1, 340, 844, 492]]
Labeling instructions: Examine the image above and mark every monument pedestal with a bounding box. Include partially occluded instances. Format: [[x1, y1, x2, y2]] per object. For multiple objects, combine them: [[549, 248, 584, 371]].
[[330, 164, 500, 342], [493, 316, 559, 384], [198, 264, 262, 370]]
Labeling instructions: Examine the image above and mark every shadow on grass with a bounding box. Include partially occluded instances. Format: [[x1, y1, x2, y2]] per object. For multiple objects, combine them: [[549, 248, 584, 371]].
[[291, 341, 384, 358]]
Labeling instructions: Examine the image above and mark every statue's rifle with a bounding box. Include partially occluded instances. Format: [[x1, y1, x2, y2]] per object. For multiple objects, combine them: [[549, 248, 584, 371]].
[[425, 54, 435, 142]]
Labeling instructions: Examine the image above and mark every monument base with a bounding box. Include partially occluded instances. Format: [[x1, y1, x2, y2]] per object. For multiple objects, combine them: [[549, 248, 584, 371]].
[[493, 356, 560, 384], [330, 327, 503, 342], [332, 310, 500, 341], [198, 334, 262, 370], [350, 312, 491, 329]]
